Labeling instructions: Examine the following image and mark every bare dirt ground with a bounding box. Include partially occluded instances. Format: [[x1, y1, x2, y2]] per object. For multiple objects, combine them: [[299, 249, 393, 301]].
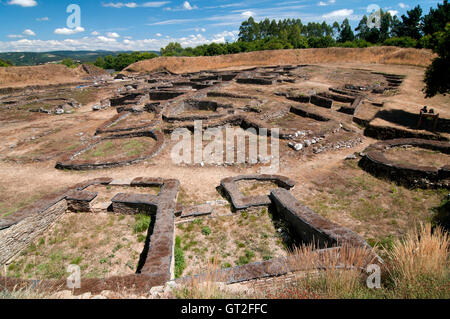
[[0, 64, 108, 88], [125, 47, 436, 74], [0, 49, 448, 285]]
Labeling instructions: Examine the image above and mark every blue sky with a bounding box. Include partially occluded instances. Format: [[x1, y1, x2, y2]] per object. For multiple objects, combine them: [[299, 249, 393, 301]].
[[0, 0, 443, 52]]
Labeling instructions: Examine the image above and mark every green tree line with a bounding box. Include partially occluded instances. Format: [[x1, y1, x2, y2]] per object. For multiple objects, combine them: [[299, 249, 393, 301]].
[[0, 58, 14, 67], [93, 52, 158, 71]]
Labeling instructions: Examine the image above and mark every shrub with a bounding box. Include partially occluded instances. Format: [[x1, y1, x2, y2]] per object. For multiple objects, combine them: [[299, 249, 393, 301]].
[[133, 214, 151, 234], [383, 37, 418, 48], [201, 226, 211, 236], [384, 223, 449, 298], [174, 236, 186, 278]]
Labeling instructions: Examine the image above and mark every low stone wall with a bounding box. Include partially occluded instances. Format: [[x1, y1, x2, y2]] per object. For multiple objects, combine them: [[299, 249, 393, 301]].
[[110, 92, 146, 107], [95, 110, 160, 135], [359, 138, 450, 188], [286, 94, 311, 103], [55, 130, 165, 170], [0, 177, 181, 294], [317, 92, 356, 104], [237, 78, 275, 85], [207, 91, 255, 99], [270, 189, 370, 248], [66, 190, 98, 213], [220, 175, 296, 211], [0, 200, 67, 264], [149, 90, 189, 100], [162, 99, 234, 123], [310, 95, 333, 109], [289, 105, 331, 122], [364, 124, 448, 141], [138, 178, 180, 284]]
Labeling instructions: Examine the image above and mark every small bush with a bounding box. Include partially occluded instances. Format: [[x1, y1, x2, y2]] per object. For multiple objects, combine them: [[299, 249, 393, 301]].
[[175, 236, 186, 278], [201, 226, 211, 236], [133, 214, 151, 234], [383, 37, 418, 48]]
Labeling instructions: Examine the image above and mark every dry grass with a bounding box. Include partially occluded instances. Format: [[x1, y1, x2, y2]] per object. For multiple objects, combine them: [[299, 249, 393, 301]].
[[125, 47, 435, 75], [280, 244, 377, 299], [263, 223, 449, 299], [297, 159, 447, 241], [6, 213, 145, 280], [173, 257, 247, 299], [383, 223, 449, 298], [175, 209, 287, 276]]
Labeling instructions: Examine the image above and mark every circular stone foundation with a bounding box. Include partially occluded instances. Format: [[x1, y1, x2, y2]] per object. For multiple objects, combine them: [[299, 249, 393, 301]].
[[55, 130, 165, 170], [359, 138, 450, 188]]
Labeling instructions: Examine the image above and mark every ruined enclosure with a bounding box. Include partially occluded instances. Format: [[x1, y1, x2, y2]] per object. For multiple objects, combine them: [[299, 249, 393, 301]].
[[360, 139, 450, 188], [0, 59, 448, 296]]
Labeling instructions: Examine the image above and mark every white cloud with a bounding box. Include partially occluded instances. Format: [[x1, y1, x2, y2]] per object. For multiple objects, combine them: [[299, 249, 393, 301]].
[[0, 30, 239, 52], [322, 9, 354, 19], [106, 32, 120, 38], [54, 26, 85, 35], [241, 11, 254, 17], [183, 1, 192, 10], [7, 34, 24, 39], [399, 2, 408, 9], [388, 10, 398, 16], [91, 31, 100, 36], [156, 33, 162, 37], [318, 0, 335, 6], [36, 17, 49, 21], [23, 29, 36, 36], [165, 1, 197, 11], [97, 36, 117, 42], [7, 0, 37, 7], [102, 1, 169, 8]]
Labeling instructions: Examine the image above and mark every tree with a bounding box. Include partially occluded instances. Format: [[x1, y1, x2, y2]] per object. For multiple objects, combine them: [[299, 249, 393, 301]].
[[205, 43, 224, 56], [238, 17, 260, 42], [380, 10, 394, 41], [94, 56, 105, 69], [422, 0, 450, 35], [332, 21, 340, 39], [160, 42, 184, 56], [0, 58, 13, 67], [424, 23, 450, 97], [338, 19, 355, 42], [392, 5, 423, 39], [60, 58, 77, 68]]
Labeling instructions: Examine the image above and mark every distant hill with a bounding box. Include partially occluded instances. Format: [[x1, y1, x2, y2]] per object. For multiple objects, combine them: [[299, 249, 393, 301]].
[[0, 50, 160, 66]]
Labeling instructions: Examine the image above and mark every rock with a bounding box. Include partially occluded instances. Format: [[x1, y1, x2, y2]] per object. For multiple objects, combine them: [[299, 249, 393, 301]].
[[55, 108, 64, 115], [166, 281, 179, 289], [78, 292, 92, 299], [100, 290, 115, 298], [51, 290, 74, 299], [92, 105, 101, 111], [150, 285, 164, 296], [181, 204, 213, 218], [295, 144, 303, 151], [345, 154, 357, 160]]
